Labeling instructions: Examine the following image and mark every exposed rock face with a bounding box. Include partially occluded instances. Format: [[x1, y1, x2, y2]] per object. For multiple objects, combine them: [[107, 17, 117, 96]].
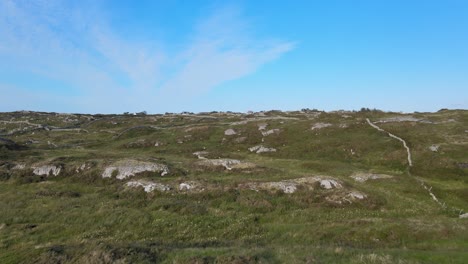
[[261, 129, 280, 136], [257, 123, 268, 130], [319, 179, 342, 189], [242, 176, 345, 194], [224, 129, 237, 136], [429, 145, 440, 152], [126, 180, 171, 193], [75, 163, 91, 173], [12, 164, 26, 170], [196, 159, 255, 170], [293, 176, 343, 189], [311, 123, 332, 130], [193, 151, 209, 159], [33, 165, 61, 176], [179, 182, 192, 191], [347, 191, 366, 200], [249, 145, 277, 154], [260, 182, 298, 193], [243, 181, 298, 194], [102, 160, 169, 179], [179, 181, 204, 192], [350, 173, 393, 182], [324, 190, 367, 204]]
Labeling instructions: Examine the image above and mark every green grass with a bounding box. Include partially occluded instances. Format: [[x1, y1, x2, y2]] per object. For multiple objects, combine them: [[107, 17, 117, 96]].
[[0, 110, 467, 263]]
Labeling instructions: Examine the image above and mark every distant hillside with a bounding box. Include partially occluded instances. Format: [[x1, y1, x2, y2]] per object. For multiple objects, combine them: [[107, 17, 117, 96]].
[[0, 109, 467, 263]]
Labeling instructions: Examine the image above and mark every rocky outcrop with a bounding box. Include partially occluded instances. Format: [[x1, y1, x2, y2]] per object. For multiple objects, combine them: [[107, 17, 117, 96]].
[[261, 129, 280, 137], [102, 160, 169, 179], [326, 191, 367, 204], [429, 145, 440, 152], [311, 123, 332, 130], [33, 165, 61, 176], [126, 180, 171, 193], [179, 181, 205, 192], [257, 123, 268, 130], [224, 129, 237, 136], [293, 176, 343, 190], [196, 159, 255, 170], [193, 151, 209, 159], [258, 182, 298, 194], [319, 179, 342, 189], [350, 173, 393, 182], [249, 145, 277, 154], [243, 176, 344, 194], [12, 164, 26, 170]]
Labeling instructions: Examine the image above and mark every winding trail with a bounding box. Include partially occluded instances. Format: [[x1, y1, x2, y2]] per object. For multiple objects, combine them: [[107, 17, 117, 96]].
[[366, 118, 466, 216], [366, 118, 412, 166]]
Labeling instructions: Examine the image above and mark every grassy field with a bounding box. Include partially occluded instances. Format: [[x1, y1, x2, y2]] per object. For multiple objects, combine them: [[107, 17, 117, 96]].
[[0, 109, 467, 263]]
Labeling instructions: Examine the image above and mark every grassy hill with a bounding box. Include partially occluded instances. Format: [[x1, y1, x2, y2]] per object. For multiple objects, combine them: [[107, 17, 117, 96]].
[[0, 109, 467, 263]]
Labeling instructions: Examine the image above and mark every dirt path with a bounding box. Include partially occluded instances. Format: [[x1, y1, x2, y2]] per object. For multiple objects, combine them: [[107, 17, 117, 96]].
[[366, 118, 465, 216], [366, 118, 412, 166]]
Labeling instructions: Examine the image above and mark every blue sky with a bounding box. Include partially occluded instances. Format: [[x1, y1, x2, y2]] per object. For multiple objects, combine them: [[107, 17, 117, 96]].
[[1, 0, 467, 113]]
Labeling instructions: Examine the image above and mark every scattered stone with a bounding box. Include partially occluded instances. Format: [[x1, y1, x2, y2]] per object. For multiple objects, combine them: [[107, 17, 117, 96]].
[[33, 165, 61, 177], [12, 164, 26, 170], [179, 182, 192, 191], [257, 123, 268, 130], [326, 191, 365, 205], [261, 129, 280, 136], [311, 123, 332, 130], [249, 145, 277, 154], [179, 181, 204, 192], [347, 191, 366, 200], [459, 213, 468, 219], [260, 182, 298, 193], [154, 141, 162, 147], [126, 180, 170, 193], [319, 179, 342, 189], [243, 176, 345, 194], [193, 151, 209, 159], [291, 176, 342, 189], [75, 163, 91, 173], [224, 129, 237, 136], [429, 145, 440, 152], [196, 159, 255, 170], [243, 181, 298, 194], [102, 160, 169, 179], [350, 173, 393, 182]]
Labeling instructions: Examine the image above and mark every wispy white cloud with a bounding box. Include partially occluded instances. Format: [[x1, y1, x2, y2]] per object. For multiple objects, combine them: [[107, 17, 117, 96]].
[[0, 1, 294, 113], [159, 6, 295, 98]]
